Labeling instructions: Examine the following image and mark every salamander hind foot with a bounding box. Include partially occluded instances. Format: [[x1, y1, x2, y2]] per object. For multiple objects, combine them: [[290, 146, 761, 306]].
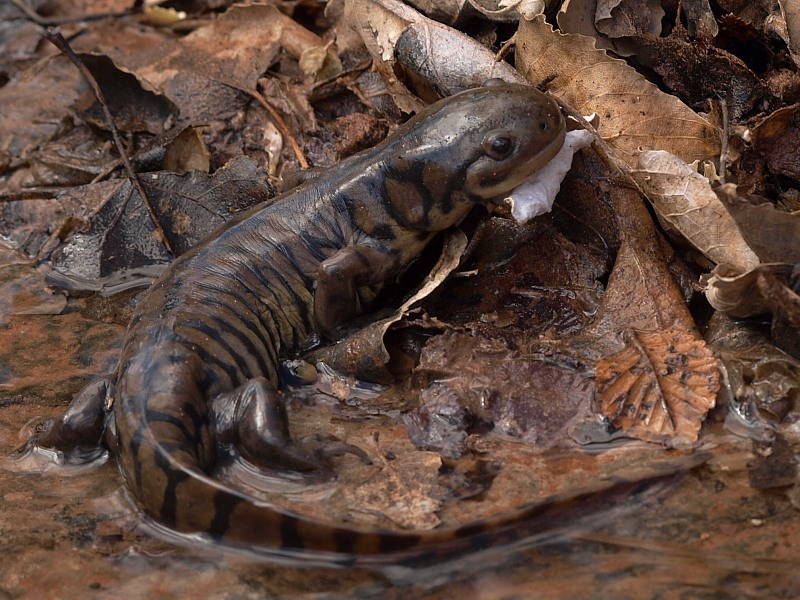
[[212, 377, 367, 474], [17, 376, 114, 465]]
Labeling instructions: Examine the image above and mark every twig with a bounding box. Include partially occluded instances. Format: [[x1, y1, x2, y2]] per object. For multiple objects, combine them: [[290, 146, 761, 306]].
[[9, 0, 138, 26], [717, 96, 728, 184], [44, 28, 173, 257], [246, 87, 309, 170]]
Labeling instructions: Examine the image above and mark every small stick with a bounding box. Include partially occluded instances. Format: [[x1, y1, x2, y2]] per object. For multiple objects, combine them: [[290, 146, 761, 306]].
[[717, 96, 728, 184], [246, 87, 309, 170], [44, 28, 173, 256]]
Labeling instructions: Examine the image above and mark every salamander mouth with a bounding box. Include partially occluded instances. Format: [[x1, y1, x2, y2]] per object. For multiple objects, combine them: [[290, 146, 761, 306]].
[[488, 125, 566, 204]]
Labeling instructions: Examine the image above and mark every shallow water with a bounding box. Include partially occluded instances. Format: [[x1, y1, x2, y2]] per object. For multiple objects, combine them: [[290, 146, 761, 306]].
[[1, 281, 799, 599]]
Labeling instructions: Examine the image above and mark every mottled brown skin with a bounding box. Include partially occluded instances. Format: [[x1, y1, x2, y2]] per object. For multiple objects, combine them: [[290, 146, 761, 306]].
[[27, 84, 566, 564]]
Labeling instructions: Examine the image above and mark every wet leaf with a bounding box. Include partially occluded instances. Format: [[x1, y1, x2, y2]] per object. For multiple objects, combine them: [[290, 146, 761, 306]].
[[344, 451, 444, 529], [408, 330, 594, 455], [516, 15, 721, 166], [573, 185, 697, 359], [49, 157, 274, 286], [706, 313, 800, 429], [596, 329, 719, 448], [632, 151, 760, 272]]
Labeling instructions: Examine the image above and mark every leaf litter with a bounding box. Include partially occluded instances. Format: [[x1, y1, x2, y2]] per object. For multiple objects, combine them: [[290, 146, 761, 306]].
[[1, 0, 800, 597]]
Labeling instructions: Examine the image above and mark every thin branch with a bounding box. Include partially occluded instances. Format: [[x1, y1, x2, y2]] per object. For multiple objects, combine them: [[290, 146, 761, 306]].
[[44, 28, 173, 257], [246, 87, 309, 170], [717, 96, 728, 185]]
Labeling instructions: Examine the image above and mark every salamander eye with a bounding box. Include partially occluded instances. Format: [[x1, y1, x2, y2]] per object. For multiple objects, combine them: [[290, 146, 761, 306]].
[[483, 133, 514, 160]]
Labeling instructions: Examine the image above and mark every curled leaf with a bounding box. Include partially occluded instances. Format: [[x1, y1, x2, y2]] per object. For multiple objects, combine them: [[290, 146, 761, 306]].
[[596, 329, 719, 447], [705, 264, 795, 318]]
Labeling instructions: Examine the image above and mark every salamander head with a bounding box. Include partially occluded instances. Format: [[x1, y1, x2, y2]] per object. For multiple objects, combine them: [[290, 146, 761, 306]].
[[380, 83, 566, 231]]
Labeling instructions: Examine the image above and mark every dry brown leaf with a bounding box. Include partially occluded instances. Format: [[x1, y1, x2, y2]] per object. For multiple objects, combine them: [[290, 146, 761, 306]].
[[558, 0, 615, 52], [780, 0, 800, 69], [342, 0, 522, 109], [162, 127, 210, 175], [516, 16, 720, 167], [596, 329, 719, 447], [632, 151, 760, 272]]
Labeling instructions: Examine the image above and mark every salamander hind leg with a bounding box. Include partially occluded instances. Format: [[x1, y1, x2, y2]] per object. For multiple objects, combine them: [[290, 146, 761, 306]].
[[212, 377, 370, 473], [19, 376, 115, 464]]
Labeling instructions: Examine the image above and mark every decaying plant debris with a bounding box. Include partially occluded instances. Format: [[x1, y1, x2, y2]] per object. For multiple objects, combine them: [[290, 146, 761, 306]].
[[1, 0, 800, 597]]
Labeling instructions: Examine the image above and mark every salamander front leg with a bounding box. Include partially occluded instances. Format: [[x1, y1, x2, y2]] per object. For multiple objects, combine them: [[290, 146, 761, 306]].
[[314, 245, 397, 341]]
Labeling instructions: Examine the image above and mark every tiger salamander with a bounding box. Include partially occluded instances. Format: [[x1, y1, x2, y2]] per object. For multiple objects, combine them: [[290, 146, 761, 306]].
[[26, 83, 566, 563]]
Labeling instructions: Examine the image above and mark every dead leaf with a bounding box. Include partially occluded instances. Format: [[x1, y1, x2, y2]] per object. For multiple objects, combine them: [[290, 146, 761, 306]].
[[49, 156, 274, 286], [682, 0, 720, 37], [0, 269, 66, 326], [780, 0, 800, 69], [516, 15, 721, 167], [716, 184, 800, 264], [342, 0, 522, 108], [99, 4, 286, 125], [163, 128, 211, 175], [706, 312, 800, 427], [705, 264, 795, 318], [629, 32, 764, 121], [595, 0, 664, 38], [632, 150, 760, 272], [751, 103, 800, 181], [596, 328, 719, 448], [344, 451, 444, 529], [408, 330, 595, 454], [0, 56, 85, 159], [572, 182, 698, 359], [76, 54, 177, 135]]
